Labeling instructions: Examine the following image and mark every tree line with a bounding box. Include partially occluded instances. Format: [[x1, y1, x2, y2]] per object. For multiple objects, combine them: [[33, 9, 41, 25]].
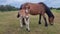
[[50, 7, 60, 10], [0, 5, 60, 12], [0, 5, 19, 12]]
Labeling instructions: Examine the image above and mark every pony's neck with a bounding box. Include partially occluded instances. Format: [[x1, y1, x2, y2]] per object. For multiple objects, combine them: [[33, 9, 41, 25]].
[[46, 8, 54, 18]]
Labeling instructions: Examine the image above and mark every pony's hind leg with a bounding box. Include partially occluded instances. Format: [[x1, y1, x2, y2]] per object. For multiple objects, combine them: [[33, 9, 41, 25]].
[[39, 14, 41, 24], [43, 14, 48, 27]]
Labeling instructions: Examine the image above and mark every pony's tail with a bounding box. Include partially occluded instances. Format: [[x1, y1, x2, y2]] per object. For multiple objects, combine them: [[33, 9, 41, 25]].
[[17, 13, 20, 18]]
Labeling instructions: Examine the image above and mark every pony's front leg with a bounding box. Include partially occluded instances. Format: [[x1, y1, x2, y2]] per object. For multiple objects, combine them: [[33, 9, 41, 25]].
[[20, 17, 23, 28], [39, 14, 41, 24], [43, 14, 48, 27], [24, 16, 30, 32]]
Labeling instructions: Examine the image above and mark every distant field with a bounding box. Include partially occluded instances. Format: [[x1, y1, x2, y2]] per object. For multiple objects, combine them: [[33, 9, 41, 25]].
[[0, 10, 60, 34]]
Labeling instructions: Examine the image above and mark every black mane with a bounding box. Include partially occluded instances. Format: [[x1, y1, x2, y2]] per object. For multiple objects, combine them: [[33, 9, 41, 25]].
[[39, 2, 54, 18]]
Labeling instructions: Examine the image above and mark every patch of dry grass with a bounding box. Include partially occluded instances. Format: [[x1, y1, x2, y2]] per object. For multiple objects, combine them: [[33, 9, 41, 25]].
[[0, 10, 60, 34]]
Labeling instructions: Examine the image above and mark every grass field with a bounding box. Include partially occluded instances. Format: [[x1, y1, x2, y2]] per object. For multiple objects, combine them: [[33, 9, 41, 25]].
[[0, 10, 60, 34]]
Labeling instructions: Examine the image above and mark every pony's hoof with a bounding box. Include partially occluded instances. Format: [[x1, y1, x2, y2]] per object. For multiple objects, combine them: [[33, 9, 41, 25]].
[[39, 23, 41, 24], [50, 24, 53, 25], [45, 24, 48, 27], [26, 29, 30, 32], [20, 27, 23, 29], [39, 22, 41, 24], [20, 26, 23, 29]]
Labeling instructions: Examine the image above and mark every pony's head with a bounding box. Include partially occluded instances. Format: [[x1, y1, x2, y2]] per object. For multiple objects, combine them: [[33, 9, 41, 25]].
[[49, 16, 55, 25]]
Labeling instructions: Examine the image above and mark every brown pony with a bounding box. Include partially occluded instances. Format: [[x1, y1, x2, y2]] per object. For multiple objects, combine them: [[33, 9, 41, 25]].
[[17, 2, 54, 32]]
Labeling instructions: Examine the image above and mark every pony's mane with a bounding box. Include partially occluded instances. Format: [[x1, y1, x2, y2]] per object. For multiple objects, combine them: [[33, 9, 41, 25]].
[[38, 2, 54, 18], [38, 2, 48, 8]]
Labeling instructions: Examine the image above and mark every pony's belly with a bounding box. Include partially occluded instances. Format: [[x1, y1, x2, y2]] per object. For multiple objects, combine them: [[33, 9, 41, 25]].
[[30, 11, 39, 15], [30, 14, 38, 15]]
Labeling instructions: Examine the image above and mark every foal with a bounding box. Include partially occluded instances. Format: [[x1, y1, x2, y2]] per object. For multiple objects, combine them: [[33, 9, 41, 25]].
[[18, 9, 30, 32]]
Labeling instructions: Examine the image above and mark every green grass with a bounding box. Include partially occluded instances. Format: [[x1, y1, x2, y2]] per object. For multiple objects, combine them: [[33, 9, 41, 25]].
[[0, 10, 60, 34], [51, 9, 60, 13]]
